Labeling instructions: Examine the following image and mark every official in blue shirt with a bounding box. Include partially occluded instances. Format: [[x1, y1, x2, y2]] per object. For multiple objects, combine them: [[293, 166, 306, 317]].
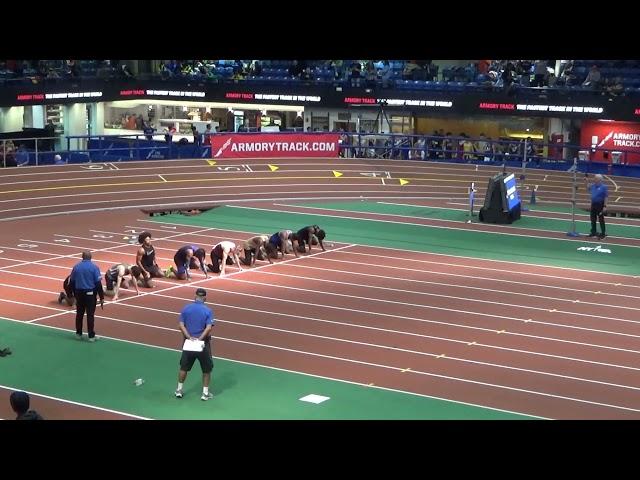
[[175, 288, 215, 401], [69, 251, 104, 341], [586, 174, 609, 239]]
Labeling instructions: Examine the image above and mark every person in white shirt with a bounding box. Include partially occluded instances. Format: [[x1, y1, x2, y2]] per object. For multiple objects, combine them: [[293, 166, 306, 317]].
[[208, 241, 243, 276]]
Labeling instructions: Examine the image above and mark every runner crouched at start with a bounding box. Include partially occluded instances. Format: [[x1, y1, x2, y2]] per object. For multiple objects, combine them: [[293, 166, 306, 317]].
[[207, 241, 243, 276], [166, 245, 208, 280], [58, 275, 75, 307], [104, 263, 142, 301]]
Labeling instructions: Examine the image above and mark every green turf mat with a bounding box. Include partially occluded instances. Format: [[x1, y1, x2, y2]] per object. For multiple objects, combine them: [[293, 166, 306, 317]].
[[152, 204, 640, 275], [0, 319, 530, 419]]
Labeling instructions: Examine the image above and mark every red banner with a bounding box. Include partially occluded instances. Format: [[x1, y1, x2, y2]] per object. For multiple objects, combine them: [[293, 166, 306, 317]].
[[581, 120, 640, 164], [210, 133, 340, 159]]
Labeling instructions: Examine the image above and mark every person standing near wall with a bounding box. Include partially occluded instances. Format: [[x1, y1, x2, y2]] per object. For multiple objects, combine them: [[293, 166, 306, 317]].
[[585, 173, 608, 239]]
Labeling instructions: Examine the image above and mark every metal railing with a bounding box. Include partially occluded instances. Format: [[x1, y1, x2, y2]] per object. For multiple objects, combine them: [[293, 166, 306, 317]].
[[3, 132, 640, 179]]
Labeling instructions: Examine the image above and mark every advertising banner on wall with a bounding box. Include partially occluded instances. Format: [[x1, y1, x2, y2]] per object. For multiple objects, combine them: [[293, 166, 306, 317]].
[[581, 120, 640, 164], [210, 133, 341, 159]]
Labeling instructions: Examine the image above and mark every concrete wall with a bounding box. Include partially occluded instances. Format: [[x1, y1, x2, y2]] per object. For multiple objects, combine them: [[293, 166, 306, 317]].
[[0, 107, 24, 132]]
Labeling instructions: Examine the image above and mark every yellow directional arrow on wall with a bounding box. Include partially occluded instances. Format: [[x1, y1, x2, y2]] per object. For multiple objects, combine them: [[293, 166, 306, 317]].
[[333, 170, 343, 178], [399, 178, 410, 186], [206, 160, 217, 166], [268, 164, 279, 172]]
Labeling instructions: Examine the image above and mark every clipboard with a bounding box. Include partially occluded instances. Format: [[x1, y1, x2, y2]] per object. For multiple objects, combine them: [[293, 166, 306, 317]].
[[183, 339, 204, 352]]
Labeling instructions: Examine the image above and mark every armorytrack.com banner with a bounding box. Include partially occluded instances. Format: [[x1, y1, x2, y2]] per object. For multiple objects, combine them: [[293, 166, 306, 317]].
[[210, 133, 341, 159]]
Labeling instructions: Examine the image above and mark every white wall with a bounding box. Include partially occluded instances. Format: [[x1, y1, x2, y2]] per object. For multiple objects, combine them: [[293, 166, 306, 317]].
[[0, 107, 25, 133], [31, 105, 45, 128], [64, 103, 88, 150], [91, 102, 104, 136]]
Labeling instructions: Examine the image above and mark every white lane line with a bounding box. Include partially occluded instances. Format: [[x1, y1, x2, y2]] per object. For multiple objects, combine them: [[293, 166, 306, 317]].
[[220, 276, 640, 339], [36, 309, 640, 415], [9, 253, 640, 360], [0, 224, 230, 273], [269, 203, 640, 246], [252, 268, 640, 315], [377, 201, 640, 230], [0, 383, 148, 420], [158, 175, 167, 183], [14, 272, 640, 374], [0, 316, 540, 419], [279, 260, 640, 300], [140, 214, 640, 282]]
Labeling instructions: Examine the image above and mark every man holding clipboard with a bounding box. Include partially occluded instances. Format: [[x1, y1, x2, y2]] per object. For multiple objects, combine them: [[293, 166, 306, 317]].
[[175, 288, 215, 401]]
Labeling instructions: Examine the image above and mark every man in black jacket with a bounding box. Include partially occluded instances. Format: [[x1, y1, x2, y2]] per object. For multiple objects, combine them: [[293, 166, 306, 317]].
[[10, 391, 44, 420]]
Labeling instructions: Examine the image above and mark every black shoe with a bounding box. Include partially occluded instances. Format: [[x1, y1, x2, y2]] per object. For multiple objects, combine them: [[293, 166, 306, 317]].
[[598, 234, 607, 240], [0, 348, 12, 357], [58, 292, 66, 304]]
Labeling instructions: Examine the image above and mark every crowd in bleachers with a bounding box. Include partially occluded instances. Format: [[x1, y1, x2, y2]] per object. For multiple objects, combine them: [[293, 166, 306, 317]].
[[0, 60, 131, 84], [2, 59, 640, 96]]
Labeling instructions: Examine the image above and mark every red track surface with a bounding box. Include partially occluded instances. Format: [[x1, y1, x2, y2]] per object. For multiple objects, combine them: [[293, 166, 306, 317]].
[[2, 158, 640, 419]]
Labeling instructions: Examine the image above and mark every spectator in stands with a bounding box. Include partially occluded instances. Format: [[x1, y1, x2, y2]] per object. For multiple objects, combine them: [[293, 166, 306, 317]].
[[604, 77, 624, 96], [251, 60, 262, 76], [300, 67, 312, 81], [45, 120, 56, 150], [66, 60, 78, 77], [191, 125, 201, 146], [525, 137, 537, 164], [143, 122, 156, 141], [15, 144, 29, 167], [330, 60, 344, 80], [402, 61, 420, 80], [547, 72, 557, 87], [350, 61, 362, 87], [429, 131, 441, 160], [559, 60, 576, 86], [237, 120, 249, 132], [462, 135, 475, 160], [289, 60, 302, 78], [365, 61, 378, 87], [203, 124, 212, 145], [477, 134, 488, 160], [583, 65, 601, 89], [443, 132, 453, 160], [164, 126, 175, 143], [532, 60, 547, 87], [501, 62, 516, 90], [477, 59, 490, 75], [380, 60, 393, 88], [135, 114, 144, 130], [10, 391, 44, 420]]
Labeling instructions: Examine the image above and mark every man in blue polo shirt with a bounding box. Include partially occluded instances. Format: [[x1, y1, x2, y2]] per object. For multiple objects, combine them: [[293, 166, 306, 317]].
[[175, 288, 215, 401], [586, 174, 609, 239], [69, 251, 104, 342]]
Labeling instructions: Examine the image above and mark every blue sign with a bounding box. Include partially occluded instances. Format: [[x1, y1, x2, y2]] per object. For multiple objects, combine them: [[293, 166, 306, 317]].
[[503, 174, 521, 211]]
